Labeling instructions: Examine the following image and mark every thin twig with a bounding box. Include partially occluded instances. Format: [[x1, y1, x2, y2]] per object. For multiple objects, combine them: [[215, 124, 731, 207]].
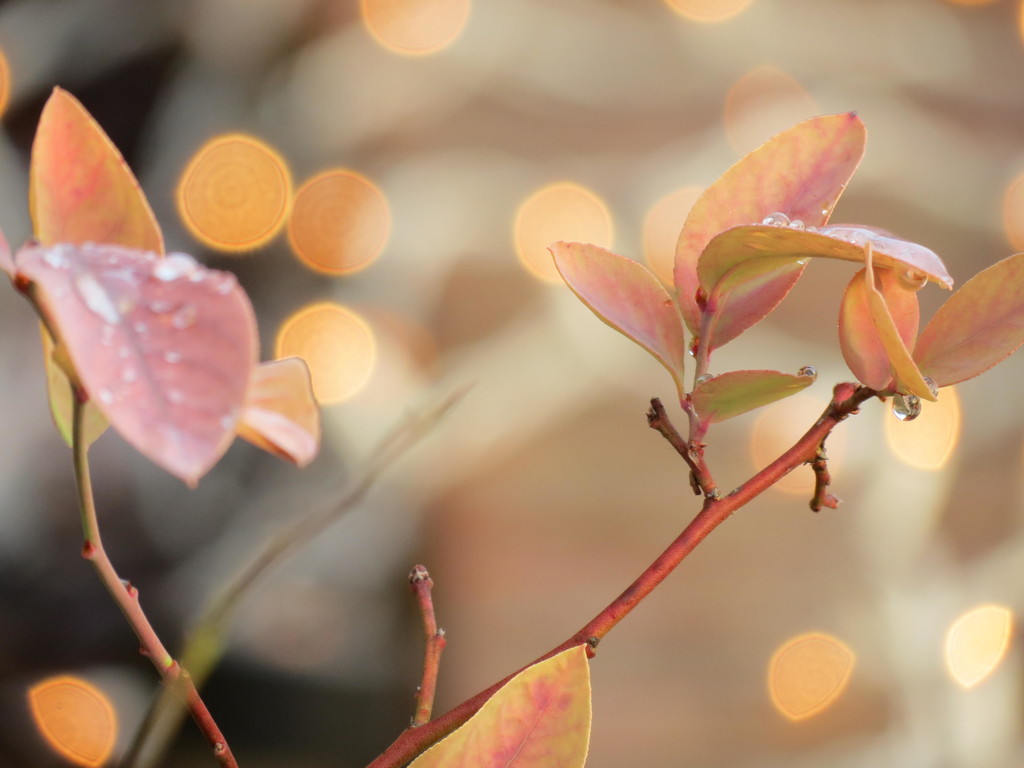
[[809, 443, 840, 512], [647, 398, 717, 498], [71, 395, 237, 768], [364, 382, 876, 768], [409, 565, 446, 727], [124, 390, 466, 768]]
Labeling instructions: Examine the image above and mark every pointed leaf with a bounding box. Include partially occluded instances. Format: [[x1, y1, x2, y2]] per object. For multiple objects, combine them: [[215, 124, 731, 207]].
[[915, 252, 1024, 387], [16, 243, 257, 486], [551, 241, 687, 401], [237, 358, 321, 467], [41, 325, 109, 446], [30, 88, 165, 449], [674, 113, 866, 334], [861, 247, 934, 400], [839, 267, 919, 391], [409, 645, 591, 768], [691, 368, 816, 423], [30, 87, 164, 252]]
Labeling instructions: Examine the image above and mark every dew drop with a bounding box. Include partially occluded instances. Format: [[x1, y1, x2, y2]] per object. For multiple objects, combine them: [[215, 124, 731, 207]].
[[761, 212, 790, 227], [121, 367, 138, 384], [163, 351, 182, 364], [42, 246, 70, 269], [74, 273, 121, 324], [923, 376, 939, 399], [97, 389, 114, 405], [207, 272, 237, 295], [100, 325, 116, 347], [118, 345, 131, 359], [695, 373, 713, 384], [133, 322, 148, 335], [898, 268, 928, 291], [788, 219, 805, 230], [153, 253, 199, 282], [167, 389, 185, 404], [797, 365, 817, 379], [892, 393, 922, 422], [149, 299, 176, 314], [171, 305, 197, 329], [219, 415, 234, 431]]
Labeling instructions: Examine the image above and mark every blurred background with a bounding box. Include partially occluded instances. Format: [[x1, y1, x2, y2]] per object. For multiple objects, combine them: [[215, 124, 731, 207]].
[[0, 0, 1023, 766]]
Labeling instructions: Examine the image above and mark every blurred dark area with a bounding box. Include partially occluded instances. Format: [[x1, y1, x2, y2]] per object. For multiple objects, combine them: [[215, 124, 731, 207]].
[[0, 1, 1023, 767]]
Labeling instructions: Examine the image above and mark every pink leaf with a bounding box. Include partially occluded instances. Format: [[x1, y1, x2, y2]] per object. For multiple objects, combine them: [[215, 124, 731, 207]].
[[860, 246, 935, 400], [237, 358, 321, 467], [915, 252, 1024, 387], [0, 228, 12, 277], [674, 113, 866, 334], [16, 243, 257, 486], [551, 241, 687, 402], [839, 267, 920, 391], [409, 645, 591, 768], [691, 368, 817, 423]]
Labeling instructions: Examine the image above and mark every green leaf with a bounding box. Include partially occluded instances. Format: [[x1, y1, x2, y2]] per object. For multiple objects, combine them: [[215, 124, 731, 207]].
[[409, 645, 591, 768], [674, 113, 866, 334], [915, 252, 1024, 387], [691, 369, 816, 423], [839, 267, 919, 391], [551, 241, 687, 402]]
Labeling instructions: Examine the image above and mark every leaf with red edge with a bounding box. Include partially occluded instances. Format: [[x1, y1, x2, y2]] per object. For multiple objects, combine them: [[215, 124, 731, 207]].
[[696, 224, 948, 351], [674, 113, 866, 334], [237, 358, 320, 467], [15, 243, 257, 486], [30, 87, 164, 252], [30, 87, 165, 449], [915, 252, 1024, 387], [409, 645, 591, 768], [551, 241, 687, 402], [860, 246, 934, 400], [691, 369, 816, 423], [839, 267, 920, 391]]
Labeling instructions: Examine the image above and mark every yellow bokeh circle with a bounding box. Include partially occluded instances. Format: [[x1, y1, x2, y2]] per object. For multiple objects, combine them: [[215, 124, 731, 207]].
[[176, 133, 292, 253], [768, 632, 855, 721], [28, 676, 117, 768], [275, 302, 377, 404], [514, 181, 613, 284], [362, 0, 471, 56], [664, 0, 755, 23], [288, 169, 391, 275]]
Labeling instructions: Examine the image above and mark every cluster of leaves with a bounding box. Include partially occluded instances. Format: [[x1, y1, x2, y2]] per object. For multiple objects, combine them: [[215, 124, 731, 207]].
[[551, 113, 1024, 430], [0, 88, 319, 486]]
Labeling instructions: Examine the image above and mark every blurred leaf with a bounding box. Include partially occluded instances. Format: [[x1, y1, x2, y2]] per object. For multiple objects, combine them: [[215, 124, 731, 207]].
[[30, 87, 165, 449], [0, 228, 11, 275], [674, 113, 866, 334], [41, 326, 108, 446], [691, 369, 816, 423], [861, 247, 934, 400], [551, 241, 687, 401], [17, 243, 257, 486], [839, 267, 919, 390], [915, 252, 1024, 387], [237, 357, 321, 467], [30, 87, 164, 252], [409, 645, 591, 768]]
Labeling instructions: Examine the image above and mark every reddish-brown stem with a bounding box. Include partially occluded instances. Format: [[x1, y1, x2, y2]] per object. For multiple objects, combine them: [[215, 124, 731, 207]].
[[809, 443, 840, 512], [409, 565, 447, 727], [649, 398, 717, 498], [72, 397, 237, 768], [365, 382, 875, 768]]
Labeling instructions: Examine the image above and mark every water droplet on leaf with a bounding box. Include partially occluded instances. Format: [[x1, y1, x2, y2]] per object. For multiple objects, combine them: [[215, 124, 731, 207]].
[[761, 212, 791, 227], [153, 253, 199, 282], [788, 219, 805, 230], [892, 393, 922, 422], [163, 351, 182, 364], [898, 268, 928, 291], [923, 376, 939, 399], [171, 305, 197, 329], [797, 365, 817, 379], [74, 273, 121, 325], [695, 373, 713, 384]]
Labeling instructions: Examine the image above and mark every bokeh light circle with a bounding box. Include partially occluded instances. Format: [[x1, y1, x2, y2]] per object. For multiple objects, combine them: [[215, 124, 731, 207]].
[[945, 603, 1014, 689], [724, 65, 817, 156], [28, 676, 117, 768], [362, 0, 471, 56], [643, 186, 703, 286], [884, 386, 962, 471], [0, 47, 10, 119], [288, 169, 391, 275], [514, 181, 613, 283], [176, 133, 292, 253], [768, 632, 855, 721], [275, 302, 377, 404], [664, 0, 754, 23]]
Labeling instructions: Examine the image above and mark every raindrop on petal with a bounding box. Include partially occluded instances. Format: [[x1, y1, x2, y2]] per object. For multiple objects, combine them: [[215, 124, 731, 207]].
[[898, 268, 928, 291], [170, 305, 197, 329], [74, 273, 121, 325], [695, 373, 713, 384], [923, 376, 939, 400], [788, 219, 805, 230], [163, 351, 182, 364], [761, 212, 791, 227], [892, 393, 922, 422], [97, 389, 114, 405]]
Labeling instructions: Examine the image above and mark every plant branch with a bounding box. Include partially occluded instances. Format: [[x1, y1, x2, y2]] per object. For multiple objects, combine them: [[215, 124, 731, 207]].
[[648, 398, 717, 498], [71, 395, 237, 768], [809, 442, 840, 512], [409, 565, 447, 727], [364, 382, 876, 768]]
